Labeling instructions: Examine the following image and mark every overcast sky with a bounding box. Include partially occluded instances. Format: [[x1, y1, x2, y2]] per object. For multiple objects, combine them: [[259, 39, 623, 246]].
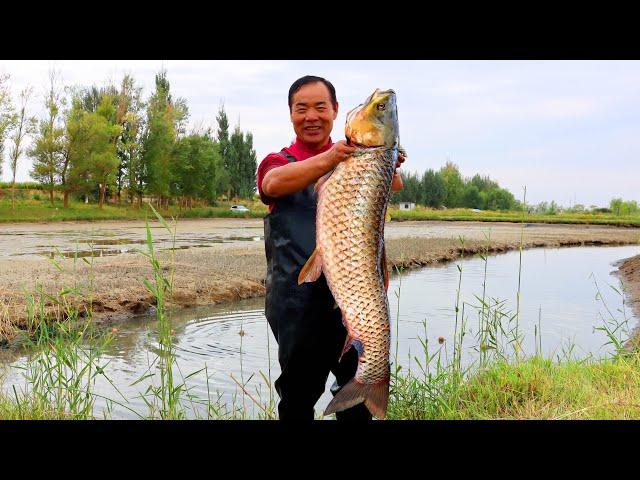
[[1, 60, 639, 207]]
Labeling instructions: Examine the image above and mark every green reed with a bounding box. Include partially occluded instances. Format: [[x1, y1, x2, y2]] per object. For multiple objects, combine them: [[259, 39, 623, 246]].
[[8, 245, 119, 419]]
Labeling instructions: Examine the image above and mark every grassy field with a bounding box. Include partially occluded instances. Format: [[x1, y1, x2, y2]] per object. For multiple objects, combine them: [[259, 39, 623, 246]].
[[0, 195, 268, 223], [388, 206, 640, 227]]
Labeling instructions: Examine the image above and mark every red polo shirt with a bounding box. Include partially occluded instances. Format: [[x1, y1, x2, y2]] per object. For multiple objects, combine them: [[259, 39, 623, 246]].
[[257, 137, 334, 212]]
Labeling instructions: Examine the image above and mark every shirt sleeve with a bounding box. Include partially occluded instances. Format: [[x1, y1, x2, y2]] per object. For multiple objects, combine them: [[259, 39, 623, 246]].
[[257, 153, 290, 206]]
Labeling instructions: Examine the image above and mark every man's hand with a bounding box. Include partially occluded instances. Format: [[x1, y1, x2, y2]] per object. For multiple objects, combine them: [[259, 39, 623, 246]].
[[391, 150, 406, 192], [395, 151, 406, 171], [325, 140, 356, 169]]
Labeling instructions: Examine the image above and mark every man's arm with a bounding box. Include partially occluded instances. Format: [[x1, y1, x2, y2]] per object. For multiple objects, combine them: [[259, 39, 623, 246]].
[[262, 141, 355, 198]]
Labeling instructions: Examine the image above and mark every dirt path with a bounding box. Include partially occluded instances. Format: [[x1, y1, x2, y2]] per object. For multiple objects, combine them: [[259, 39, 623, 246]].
[[1, 219, 639, 341]]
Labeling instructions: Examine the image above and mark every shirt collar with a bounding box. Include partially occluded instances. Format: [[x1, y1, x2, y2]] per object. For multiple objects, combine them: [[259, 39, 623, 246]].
[[288, 136, 334, 160]]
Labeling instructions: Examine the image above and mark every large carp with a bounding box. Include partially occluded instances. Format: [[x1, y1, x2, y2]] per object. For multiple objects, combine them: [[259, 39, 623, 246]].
[[298, 88, 401, 419]]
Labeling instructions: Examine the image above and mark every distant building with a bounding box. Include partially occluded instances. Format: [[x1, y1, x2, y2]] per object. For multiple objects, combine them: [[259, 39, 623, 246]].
[[398, 202, 415, 211]]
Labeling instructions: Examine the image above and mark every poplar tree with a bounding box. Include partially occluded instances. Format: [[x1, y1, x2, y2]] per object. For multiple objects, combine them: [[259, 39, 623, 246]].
[[8, 87, 37, 208], [29, 70, 66, 205], [216, 104, 230, 198], [142, 70, 188, 208], [0, 73, 14, 181], [240, 131, 257, 198]]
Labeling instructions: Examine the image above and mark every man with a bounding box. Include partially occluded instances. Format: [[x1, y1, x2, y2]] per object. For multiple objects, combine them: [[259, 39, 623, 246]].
[[257, 75, 405, 421]]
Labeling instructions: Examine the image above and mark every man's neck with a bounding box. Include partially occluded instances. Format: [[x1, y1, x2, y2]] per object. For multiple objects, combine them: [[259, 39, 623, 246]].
[[296, 137, 333, 153]]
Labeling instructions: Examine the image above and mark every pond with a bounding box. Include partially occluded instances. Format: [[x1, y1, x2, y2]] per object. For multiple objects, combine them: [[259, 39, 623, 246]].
[[1, 245, 638, 419]]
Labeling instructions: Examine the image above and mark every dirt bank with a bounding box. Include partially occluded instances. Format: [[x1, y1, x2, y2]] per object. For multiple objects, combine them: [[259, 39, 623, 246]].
[[1, 220, 639, 341], [616, 254, 640, 349]]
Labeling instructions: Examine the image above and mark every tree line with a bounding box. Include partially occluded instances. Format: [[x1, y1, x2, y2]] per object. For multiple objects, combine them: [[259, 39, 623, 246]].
[[391, 161, 520, 211], [0, 69, 258, 209]]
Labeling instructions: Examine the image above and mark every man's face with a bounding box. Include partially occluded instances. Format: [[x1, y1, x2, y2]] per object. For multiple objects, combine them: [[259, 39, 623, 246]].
[[290, 82, 338, 150]]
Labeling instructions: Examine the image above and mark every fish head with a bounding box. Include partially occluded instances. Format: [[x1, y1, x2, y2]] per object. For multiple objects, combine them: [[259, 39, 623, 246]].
[[345, 89, 398, 148]]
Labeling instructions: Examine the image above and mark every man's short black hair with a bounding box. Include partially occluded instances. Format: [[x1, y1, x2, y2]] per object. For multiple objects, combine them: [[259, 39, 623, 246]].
[[288, 76, 337, 111]]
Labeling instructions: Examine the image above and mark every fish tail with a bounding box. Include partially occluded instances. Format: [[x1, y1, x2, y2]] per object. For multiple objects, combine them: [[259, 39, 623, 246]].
[[324, 377, 390, 419]]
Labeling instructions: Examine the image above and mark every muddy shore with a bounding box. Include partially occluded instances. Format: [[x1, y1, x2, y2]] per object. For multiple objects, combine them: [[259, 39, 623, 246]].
[[1, 219, 639, 341], [616, 254, 640, 349]]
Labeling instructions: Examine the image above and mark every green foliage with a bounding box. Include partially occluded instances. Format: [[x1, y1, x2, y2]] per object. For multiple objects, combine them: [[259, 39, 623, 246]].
[[142, 70, 177, 200], [28, 72, 66, 202], [485, 187, 517, 211], [439, 161, 465, 207], [0, 73, 14, 178], [391, 160, 520, 212], [610, 198, 639, 216], [171, 131, 227, 203], [470, 173, 499, 193], [462, 185, 483, 209], [421, 169, 446, 207], [392, 171, 422, 204]]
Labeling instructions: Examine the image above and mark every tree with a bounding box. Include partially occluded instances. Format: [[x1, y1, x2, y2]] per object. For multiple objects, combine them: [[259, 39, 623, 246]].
[[93, 96, 122, 208], [141, 69, 188, 208], [462, 185, 483, 209], [421, 169, 446, 207], [142, 70, 176, 207], [610, 198, 623, 216], [240, 131, 258, 199], [8, 87, 37, 209], [60, 93, 119, 209], [119, 77, 146, 207], [0, 73, 14, 181], [486, 188, 516, 211], [216, 104, 231, 198], [29, 70, 66, 205], [114, 75, 144, 203], [439, 161, 464, 207], [470, 174, 498, 193]]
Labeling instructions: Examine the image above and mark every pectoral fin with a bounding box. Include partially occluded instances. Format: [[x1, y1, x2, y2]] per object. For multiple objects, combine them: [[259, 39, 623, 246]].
[[297, 248, 323, 285]]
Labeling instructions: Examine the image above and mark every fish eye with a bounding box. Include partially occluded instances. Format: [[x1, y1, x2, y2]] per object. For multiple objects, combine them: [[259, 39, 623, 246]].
[[376, 103, 386, 111]]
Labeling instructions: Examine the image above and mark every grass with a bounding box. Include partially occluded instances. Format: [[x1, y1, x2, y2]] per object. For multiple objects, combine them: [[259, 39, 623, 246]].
[[2, 190, 640, 228], [388, 206, 640, 227], [0, 206, 638, 420], [0, 195, 268, 223], [388, 355, 640, 420]]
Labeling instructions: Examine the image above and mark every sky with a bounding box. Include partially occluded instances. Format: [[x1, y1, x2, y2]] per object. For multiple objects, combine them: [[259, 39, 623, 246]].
[[1, 60, 639, 207]]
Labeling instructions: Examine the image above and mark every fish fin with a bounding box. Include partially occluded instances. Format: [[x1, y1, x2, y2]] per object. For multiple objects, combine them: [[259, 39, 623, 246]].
[[333, 301, 339, 309], [297, 248, 323, 285], [314, 169, 335, 193], [363, 378, 390, 419], [324, 377, 390, 419], [338, 336, 363, 363], [338, 334, 354, 363], [324, 378, 366, 416], [382, 243, 389, 292]]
